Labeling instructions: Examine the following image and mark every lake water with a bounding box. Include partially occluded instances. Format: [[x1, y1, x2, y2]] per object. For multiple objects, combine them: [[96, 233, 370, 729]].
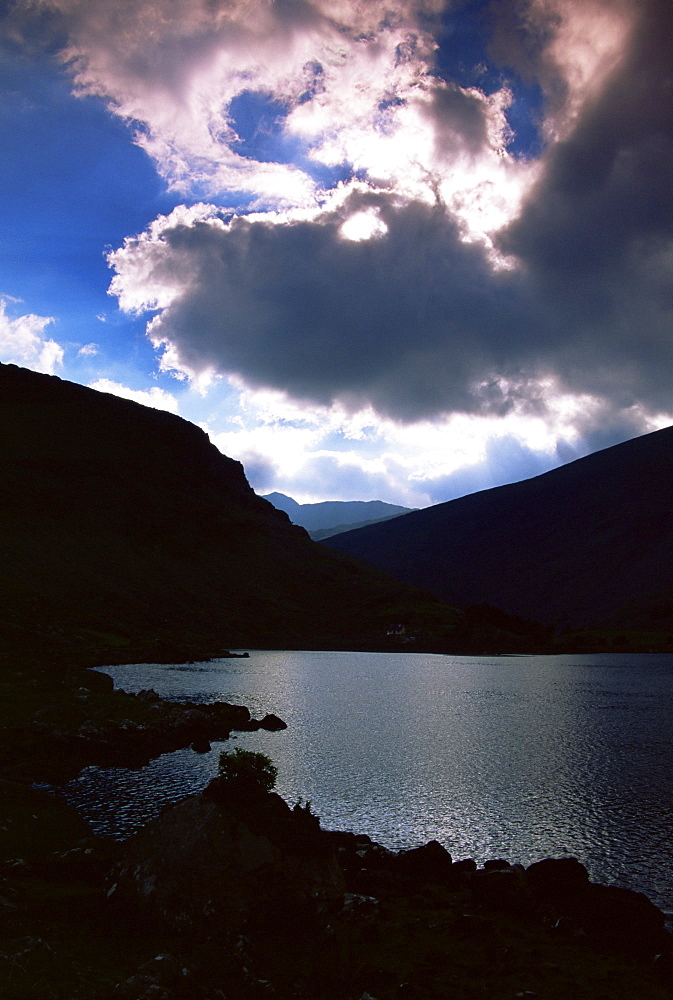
[[64, 651, 673, 914]]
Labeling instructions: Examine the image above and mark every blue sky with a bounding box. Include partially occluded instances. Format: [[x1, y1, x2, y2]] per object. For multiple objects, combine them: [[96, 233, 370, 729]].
[[2, 0, 671, 506]]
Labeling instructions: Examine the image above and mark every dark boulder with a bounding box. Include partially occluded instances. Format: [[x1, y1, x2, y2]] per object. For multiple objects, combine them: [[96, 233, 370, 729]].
[[79, 669, 114, 693], [259, 713, 288, 731], [473, 864, 528, 912], [566, 883, 670, 956], [452, 858, 477, 875], [526, 857, 590, 900], [483, 858, 510, 871], [526, 858, 670, 958], [395, 840, 454, 883], [111, 785, 344, 934]]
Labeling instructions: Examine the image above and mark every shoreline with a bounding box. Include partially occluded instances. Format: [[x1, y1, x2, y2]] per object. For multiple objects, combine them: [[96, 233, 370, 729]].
[[2, 652, 672, 998], [2, 770, 672, 1000]]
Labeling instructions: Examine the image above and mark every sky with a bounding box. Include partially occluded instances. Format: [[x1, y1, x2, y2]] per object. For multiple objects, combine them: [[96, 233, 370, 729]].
[[1, 0, 672, 507]]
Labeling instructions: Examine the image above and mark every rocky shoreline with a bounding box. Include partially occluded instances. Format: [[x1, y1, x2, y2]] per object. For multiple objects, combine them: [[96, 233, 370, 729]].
[[1, 663, 286, 785], [1, 659, 672, 999]]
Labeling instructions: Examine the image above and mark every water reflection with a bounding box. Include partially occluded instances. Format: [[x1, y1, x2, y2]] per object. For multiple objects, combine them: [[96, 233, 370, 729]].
[[64, 651, 673, 913]]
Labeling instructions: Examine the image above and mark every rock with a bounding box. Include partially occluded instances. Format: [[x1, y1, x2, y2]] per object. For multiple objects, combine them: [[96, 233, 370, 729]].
[[395, 840, 454, 883], [526, 858, 671, 958], [136, 953, 190, 986], [259, 713, 287, 731], [78, 668, 115, 693], [526, 857, 590, 901], [112, 786, 344, 934], [473, 866, 528, 911], [452, 858, 477, 874], [569, 884, 670, 956], [341, 893, 381, 921], [137, 689, 162, 701], [0, 936, 54, 984], [483, 858, 510, 871]]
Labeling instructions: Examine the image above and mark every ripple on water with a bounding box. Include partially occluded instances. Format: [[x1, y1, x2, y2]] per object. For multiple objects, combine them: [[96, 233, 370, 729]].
[[61, 651, 673, 914]]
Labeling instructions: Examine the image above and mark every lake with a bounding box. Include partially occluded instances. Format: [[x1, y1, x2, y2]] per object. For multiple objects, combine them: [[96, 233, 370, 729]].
[[64, 650, 673, 914]]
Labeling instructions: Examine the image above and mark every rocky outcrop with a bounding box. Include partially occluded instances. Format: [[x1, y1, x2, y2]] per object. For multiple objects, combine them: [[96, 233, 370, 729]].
[[1, 666, 286, 783], [113, 779, 672, 965], [3, 775, 672, 999], [334, 837, 673, 963], [110, 782, 344, 935]]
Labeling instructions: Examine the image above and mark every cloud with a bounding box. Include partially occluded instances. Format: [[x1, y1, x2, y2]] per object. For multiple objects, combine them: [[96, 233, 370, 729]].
[[89, 377, 179, 413], [0, 298, 63, 374], [21, 0, 443, 204], [198, 374, 672, 507], [496, 0, 673, 413], [109, 189, 531, 421], [16, 0, 526, 231], [12, 0, 673, 469], [488, 0, 636, 142], [108, 168, 673, 435]]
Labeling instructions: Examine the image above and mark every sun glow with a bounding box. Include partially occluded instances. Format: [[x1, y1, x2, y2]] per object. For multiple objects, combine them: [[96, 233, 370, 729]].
[[340, 209, 388, 241]]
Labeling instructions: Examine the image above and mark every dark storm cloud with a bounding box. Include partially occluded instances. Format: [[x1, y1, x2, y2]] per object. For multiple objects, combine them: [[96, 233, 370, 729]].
[[109, 0, 673, 436], [497, 0, 673, 411], [116, 190, 544, 421]]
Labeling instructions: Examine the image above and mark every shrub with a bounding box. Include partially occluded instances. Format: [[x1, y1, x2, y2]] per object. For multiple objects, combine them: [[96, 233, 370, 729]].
[[217, 747, 278, 795]]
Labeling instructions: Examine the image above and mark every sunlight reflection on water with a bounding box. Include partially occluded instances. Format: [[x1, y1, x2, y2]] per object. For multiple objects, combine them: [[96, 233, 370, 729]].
[[63, 651, 673, 913]]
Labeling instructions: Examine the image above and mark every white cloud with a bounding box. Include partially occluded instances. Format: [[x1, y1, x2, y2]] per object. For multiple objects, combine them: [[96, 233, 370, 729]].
[[89, 378, 179, 413], [0, 299, 64, 374], [32, 0, 539, 242], [12, 0, 671, 505], [195, 375, 672, 507]]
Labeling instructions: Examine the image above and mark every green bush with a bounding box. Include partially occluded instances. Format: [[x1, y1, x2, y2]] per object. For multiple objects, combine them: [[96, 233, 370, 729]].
[[218, 747, 278, 794]]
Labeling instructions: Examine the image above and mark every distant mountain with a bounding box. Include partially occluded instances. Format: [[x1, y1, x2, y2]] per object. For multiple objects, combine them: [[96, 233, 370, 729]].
[[0, 364, 452, 663], [324, 426, 673, 632], [262, 492, 413, 538]]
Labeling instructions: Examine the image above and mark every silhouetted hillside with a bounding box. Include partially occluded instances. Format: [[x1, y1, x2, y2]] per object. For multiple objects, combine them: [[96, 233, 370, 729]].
[[262, 492, 412, 538], [0, 364, 453, 662], [324, 426, 673, 632]]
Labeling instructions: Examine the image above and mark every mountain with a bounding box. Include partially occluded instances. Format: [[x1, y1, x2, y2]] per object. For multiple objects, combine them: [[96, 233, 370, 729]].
[[324, 426, 673, 633], [0, 363, 453, 664], [262, 492, 413, 539]]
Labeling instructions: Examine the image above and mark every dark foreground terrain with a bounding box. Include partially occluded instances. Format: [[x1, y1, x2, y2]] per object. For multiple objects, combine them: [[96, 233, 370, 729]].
[[1, 657, 671, 1000]]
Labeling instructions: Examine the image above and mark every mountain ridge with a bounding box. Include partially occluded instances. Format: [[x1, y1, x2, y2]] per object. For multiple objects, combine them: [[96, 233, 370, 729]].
[[0, 363, 454, 662], [262, 491, 413, 537], [324, 425, 673, 632]]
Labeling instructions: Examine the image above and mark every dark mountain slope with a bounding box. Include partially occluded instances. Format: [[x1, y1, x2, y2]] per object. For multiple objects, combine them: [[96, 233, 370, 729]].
[[262, 492, 413, 537], [0, 364, 453, 662], [324, 426, 673, 630]]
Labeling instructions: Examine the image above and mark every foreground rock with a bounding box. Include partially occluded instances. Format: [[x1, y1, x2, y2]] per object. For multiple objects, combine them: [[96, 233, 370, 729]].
[[111, 780, 343, 935], [331, 833, 672, 958], [97, 782, 673, 1000], [2, 775, 672, 999], [2, 668, 671, 999]]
